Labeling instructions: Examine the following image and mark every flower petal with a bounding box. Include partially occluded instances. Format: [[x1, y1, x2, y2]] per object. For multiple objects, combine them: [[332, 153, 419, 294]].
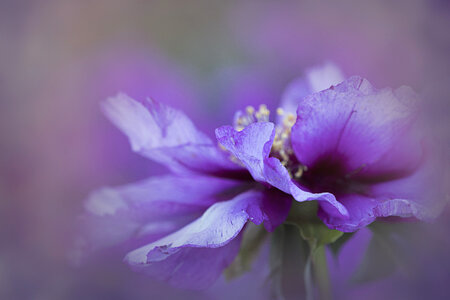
[[318, 157, 447, 232], [215, 122, 275, 182], [264, 157, 348, 218], [318, 194, 377, 232], [124, 189, 289, 289], [131, 236, 242, 290], [216, 123, 348, 218], [279, 62, 345, 118], [103, 93, 242, 175], [291, 76, 423, 177], [370, 157, 447, 221], [75, 175, 244, 259]]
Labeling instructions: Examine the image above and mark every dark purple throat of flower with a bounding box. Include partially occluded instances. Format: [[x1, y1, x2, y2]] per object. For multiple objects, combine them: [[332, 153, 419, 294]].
[[296, 153, 369, 196]]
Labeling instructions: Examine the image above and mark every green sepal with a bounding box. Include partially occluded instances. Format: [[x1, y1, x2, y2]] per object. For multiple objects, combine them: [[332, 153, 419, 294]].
[[286, 201, 343, 252], [298, 223, 344, 252], [283, 201, 345, 300]]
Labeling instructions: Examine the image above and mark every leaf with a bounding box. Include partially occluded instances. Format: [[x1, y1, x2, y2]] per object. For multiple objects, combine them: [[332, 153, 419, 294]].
[[224, 223, 268, 280]]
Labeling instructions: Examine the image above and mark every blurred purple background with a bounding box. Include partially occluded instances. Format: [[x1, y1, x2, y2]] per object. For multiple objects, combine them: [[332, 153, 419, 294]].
[[1, 0, 449, 299]]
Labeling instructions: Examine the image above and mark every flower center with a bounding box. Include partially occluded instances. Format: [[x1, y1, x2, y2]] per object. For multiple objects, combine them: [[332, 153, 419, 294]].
[[231, 105, 368, 196], [270, 108, 307, 179], [298, 154, 368, 196], [233, 105, 307, 179]]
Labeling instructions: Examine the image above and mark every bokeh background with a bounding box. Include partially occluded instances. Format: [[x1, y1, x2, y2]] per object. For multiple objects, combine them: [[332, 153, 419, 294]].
[[1, 0, 449, 299]]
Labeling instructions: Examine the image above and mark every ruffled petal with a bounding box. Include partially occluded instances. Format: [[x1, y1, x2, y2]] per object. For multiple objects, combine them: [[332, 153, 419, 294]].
[[216, 122, 275, 182], [264, 157, 348, 218], [75, 175, 244, 260], [370, 157, 447, 221], [318, 194, 377, 232], [131, 236, 241, 290], [103, 93, 242, 175], [73, 214, 194, 265], [216, 123, 349, 218], [317, 156, 447, 231], [124, 189, 289, 289], [291, 76, 423, 177], [289, 76, 446, 230]]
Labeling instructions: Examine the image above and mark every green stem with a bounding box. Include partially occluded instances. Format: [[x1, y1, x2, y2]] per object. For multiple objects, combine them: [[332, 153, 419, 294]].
[[313, 246, 331, 300]]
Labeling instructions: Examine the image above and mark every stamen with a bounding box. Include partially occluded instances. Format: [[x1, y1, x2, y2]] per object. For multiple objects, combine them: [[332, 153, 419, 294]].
[[230, 105, 308, 180], [294, 165, 308, 179], [233, 104, 271, 130], [283, 113, 296, 128], [270, 108, 308, 179], [276, 108, 284, 116], [245, 106, 255, 115]]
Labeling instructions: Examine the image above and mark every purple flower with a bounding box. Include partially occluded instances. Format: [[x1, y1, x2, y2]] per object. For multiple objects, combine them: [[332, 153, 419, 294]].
[[78, 65, 443, 289]]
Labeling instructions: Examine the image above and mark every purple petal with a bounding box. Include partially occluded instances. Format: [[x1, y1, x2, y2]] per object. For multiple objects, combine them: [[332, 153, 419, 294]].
[[84, 175, 243, 218], [264, 157, 348, 218], [256, 189, 292, 232], [132, 236, 241, 290], [370, 157, 447, 221], [318, 157, 446, 232], [291, 76, 422, 177], [318, 194, 377, 232], [317, 162, 446, 232], [73, 214, 193, 266], [215, 122, 275, 182], [124, 189, 289, 288], [102, 94, 242, 174], [216, 123, 348, 218], [76, 175, 243, 259], [279, 62, 344, 118]]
